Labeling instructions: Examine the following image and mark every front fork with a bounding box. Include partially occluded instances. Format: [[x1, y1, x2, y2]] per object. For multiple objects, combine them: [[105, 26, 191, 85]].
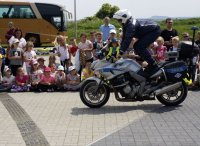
[[93, 77, 107, 96]]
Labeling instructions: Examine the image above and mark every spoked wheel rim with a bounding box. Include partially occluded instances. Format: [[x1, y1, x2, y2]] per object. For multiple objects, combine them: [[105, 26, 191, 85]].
[[160, 85, 185, 103], [82, 82, 108, 106]]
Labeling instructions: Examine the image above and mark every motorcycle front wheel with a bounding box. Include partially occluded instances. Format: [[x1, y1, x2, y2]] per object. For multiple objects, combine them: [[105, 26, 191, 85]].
[[80, 80, 110, 108], [156, 82, 188, 106]]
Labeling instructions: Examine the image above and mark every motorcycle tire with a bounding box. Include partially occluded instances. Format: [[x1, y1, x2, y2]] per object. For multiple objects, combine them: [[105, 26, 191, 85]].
[[80, 80, 110, 108], [156, 82, 188, 106]]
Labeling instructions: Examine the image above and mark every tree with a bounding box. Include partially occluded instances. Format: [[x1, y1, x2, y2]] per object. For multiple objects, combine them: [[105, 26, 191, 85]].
[[95, 3, 120, 19]]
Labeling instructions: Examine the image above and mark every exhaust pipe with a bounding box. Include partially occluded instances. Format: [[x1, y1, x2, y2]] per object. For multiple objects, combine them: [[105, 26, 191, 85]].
[[154, 82, 182, 96]]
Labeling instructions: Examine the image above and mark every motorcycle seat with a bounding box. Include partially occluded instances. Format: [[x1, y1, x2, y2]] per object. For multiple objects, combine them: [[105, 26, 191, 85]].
[[158, 61, 170, 68]]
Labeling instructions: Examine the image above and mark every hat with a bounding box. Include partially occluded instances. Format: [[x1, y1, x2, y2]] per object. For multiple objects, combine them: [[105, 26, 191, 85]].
[[109, 29, 116, 34], [12, 38, 19, 44], [32, 59, 38, 65], [37, 57, 45, 61], [111, 38, 118, 43], [4, 66, 11, 72], [44, 67, 51, 72], [68, 66, 75, 72], [57, 65, 64, 71]]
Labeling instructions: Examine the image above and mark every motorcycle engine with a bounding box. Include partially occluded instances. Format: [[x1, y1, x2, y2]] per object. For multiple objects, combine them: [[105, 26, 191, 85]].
[[122, 84, 140, 98], [123, 85, 132, 94]]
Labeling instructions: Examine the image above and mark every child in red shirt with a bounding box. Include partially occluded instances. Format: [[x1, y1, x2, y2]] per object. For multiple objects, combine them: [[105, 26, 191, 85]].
[[69, 37, 78, 57]]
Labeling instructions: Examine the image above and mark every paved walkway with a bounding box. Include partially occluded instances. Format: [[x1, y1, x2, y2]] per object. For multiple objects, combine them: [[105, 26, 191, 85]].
[[90, 91, 200, 146], [0, 91, 200, 146]]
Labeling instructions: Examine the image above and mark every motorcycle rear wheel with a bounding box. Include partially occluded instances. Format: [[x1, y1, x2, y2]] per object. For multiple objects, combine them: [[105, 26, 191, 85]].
[[80, 80, 110, 108], [156, 82, 188, 106]]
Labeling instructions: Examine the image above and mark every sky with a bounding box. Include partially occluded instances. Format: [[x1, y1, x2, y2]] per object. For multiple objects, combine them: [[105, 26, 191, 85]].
[[28, 0, 200, 20]]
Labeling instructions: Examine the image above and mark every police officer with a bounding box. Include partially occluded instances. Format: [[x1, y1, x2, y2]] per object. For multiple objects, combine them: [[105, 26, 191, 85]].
[[113, 9, 161, 75]]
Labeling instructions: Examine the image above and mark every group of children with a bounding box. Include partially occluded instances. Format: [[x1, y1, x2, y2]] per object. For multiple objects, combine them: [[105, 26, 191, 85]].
[[0, 57, 83, 92]]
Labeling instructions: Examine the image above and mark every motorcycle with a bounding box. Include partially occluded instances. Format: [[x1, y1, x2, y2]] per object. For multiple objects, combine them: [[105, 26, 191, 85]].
[[79, 53, 191, 108]]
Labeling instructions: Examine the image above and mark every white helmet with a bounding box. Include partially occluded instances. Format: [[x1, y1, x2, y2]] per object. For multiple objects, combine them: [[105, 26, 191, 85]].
[[113, 9, 132, 24]]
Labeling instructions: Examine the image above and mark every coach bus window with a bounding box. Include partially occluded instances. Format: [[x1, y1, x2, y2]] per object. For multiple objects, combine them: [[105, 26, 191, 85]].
[[0, 6, 10, 18], [8, 6, 36, 18], [35, 3, 63, 30], [52, 17, 61, 30], [63, 11, 68, 31]]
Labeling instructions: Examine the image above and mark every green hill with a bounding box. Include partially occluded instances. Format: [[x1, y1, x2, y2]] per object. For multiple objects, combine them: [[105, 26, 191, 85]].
[[67, 17, 200, 41]]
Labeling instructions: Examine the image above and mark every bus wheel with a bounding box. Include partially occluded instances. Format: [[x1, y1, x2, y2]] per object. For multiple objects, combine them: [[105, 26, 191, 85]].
[[25, 34, 40, 47]]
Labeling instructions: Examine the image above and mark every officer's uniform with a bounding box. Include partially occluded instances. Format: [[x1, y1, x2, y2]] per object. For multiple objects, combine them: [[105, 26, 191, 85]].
[[121, 18, 160, 66]]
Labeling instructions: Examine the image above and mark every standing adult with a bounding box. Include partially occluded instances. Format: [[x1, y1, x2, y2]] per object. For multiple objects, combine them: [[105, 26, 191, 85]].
[[9, 28, 27, 50], [5, 22, 15, 41], [5, 22, 16, 66], [100, 17, 116, 41], [161, 18, 178, 50]]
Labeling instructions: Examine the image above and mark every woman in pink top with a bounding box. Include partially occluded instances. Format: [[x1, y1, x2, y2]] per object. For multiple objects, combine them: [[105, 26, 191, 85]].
[[11, 67, 30, 92], [37, 67, 56, 92]]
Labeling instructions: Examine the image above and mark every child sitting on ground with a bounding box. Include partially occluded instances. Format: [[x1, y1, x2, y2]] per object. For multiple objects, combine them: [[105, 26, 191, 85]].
[[0, 66, 15, 91], [81, 60, 94, 81], [30, 60, 43, 91], [64, 66, 80, 91], [11, 67, 30, 92], [38, 67, 56, 92], [55, 65, 66, 90], [49, 63, 57, 78]]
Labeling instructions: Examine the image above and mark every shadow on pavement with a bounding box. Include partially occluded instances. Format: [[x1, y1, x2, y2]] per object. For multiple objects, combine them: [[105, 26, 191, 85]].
[[71, 103, 182, 116]]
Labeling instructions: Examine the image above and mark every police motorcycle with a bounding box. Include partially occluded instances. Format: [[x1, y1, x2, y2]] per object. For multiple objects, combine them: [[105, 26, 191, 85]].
[[79, 48, 192, 108]]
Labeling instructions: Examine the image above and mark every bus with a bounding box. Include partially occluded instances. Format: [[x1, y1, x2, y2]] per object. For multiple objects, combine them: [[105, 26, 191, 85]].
[[0, 1, 72, 46]]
